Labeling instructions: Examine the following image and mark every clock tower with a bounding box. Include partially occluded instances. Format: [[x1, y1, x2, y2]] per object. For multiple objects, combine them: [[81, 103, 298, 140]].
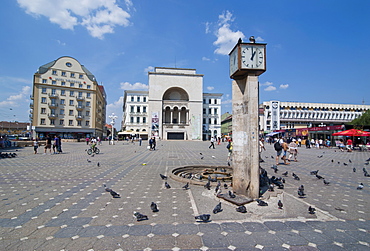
[[229, 37, 266, 199]]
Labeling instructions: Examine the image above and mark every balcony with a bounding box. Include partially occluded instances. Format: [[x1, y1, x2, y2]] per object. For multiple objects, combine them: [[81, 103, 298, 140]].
[[48, 113, 58, 119], [48, 93, 59, 99], [29, 114, 33, 118], [76, 96, 85, 101], [48, 102, 58, 108], [30, 95, 34, 100], [76, 105, 85, 110], [30, 103, 34, 108], [75, 115, 85, 120]]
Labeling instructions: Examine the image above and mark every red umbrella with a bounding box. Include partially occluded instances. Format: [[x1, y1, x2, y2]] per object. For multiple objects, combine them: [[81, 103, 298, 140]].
[[332, 129, 370, 136]]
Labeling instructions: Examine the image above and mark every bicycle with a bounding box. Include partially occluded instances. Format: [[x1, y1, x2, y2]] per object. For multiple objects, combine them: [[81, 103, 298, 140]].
[[87, 146, 100, 155]]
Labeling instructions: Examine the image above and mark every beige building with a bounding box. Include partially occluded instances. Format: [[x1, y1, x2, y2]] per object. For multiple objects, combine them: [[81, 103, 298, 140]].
[[30, 56, 106, 139]]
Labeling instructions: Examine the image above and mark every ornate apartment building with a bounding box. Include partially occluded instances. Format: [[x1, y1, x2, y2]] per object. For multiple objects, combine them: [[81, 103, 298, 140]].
[[121, 67, 222, 140], [30, 56, 106, 139]]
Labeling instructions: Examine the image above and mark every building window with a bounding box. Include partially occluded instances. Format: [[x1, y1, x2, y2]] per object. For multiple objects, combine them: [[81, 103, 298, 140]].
[[203, 118, 206, 124], [79, 74, 83, 79], [60, 99, 65, 105], [61, 90, 65, 96], [203, 99, 206, 104], [130, 117, 134, 123], [70, 91, 74, 96], [209, 99, 211, 104], [131, 96, 134, 102], [78, 92, 83, 98], [85, 121, 89, 126], [41, 97, 46, 103], [86, 101, 90, 107], [51, 89, 56, 95], [52, 80, 56, 85], [60, 109, 64, 115], [50, 119, 55, 125], [40, 118, 45, 125], [86, 111, 90, 116], [42, 79, 47, 84], [70, 73, 75, 78], [86, 93, 91, 98], [42, 87, 47, 93], [208, 108, 212, 114], [214, 108, 218, 115], [69, 100, 74, 106], [41, 108, 46, 114], [143, 117, 146, 123], [130, 106, 134, 113], [69, 110, 73, 116], [214, 99, 217, 104], [52, 70, 57, 75], [77, 120, 82, 126], [137, 107, 140, 113], [143, 97, 147, 102], [87, 85, 91, 89], [203, 109, 206, 114], [143, 107, 147, 113], [70, 83, 75, 87], [61, 72, 66, 76], [214, 119, 217, 124], [136, 117, 140, 123], [209, 118, 212, 124], [137, 97, 140, 102], [59, 119, 64, 125], [79, 84, 83, 88], [61, 81, 66, 86], [69, 120, 73, 126]]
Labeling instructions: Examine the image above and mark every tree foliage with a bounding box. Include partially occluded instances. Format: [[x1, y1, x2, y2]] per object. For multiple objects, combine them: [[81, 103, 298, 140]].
[[350, 110, 370, 126]]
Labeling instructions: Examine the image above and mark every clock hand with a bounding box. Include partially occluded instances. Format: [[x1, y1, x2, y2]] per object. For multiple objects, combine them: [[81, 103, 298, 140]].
[[250, 49, 256, 61]]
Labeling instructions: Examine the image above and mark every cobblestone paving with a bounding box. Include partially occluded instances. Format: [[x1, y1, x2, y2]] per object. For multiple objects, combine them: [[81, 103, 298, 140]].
[[0, 141, 369, 250]]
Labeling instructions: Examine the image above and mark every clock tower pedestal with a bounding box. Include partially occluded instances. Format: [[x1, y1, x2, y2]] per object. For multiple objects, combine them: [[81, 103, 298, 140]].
[[232, 75, 260, 199]]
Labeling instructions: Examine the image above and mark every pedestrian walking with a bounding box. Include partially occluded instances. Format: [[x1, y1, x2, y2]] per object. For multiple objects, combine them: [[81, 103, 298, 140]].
[[288, 140, 298, 162], [44, 135, 52, 154], [226, 139, 233, 164], [33, 138, 39, 154], [209, 137, 215, 149]]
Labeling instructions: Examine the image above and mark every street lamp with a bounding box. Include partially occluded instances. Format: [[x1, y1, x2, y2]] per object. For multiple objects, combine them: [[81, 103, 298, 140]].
[[108, 113, 118, 145]]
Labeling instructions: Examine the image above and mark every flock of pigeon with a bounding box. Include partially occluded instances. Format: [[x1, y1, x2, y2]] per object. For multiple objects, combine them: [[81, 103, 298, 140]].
[[93, 152, 369, 223], [0, 151, 18, 159]]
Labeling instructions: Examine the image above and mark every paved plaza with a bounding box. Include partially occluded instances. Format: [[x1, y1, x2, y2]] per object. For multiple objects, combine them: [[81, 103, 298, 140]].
[[0, 140, 369, 250]]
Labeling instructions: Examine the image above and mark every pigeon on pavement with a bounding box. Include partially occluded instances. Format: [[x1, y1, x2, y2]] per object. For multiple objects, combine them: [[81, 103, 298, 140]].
[[165, 182, 171, 189], [278, 200, 283, 209], [150, 202, 159, 212], [133, 212, 148, 221], [213, 202, 223, 214], [160, 174, 167, 180], [195, 214, 210, 222], [357, 183, 364, 190], [236, 205, 247, 213], [308, 206, 316, 214]]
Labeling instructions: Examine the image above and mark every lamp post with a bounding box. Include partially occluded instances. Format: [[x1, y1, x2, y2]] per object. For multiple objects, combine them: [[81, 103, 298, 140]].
[[108, 113, 118, 145]]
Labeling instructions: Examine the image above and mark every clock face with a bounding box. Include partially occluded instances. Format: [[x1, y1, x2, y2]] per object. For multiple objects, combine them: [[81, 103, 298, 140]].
[[241, 44, 265, 69], [229, 47, 239, 76]]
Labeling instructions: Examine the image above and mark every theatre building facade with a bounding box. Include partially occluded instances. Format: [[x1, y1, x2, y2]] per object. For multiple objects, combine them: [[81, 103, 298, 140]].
[[122, 67, 222, 140]]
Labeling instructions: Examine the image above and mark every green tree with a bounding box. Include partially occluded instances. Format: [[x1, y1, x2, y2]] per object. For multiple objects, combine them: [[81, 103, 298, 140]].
[[350, 110, 370, 126]]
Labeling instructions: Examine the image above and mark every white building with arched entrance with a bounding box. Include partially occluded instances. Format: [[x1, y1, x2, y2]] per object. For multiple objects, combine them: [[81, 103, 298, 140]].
[[121, 67, 222, 140]]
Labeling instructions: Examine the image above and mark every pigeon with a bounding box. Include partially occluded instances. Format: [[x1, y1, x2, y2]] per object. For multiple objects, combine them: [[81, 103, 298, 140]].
[[363, 168, 368, 173], [271, 165, 278, 173], [323, 179, 330, 185], [213, 202, 223, 214], [357, 183, 364, 190], [228, 190, 236, 198], [338, 162, 340, 164], [256, 199, 268, 206], [310, 170, 319, 175], [224, 183, 228, 189], [160, 174, 167, 180], [366, 158, 370, 162], [298, 185, 305, 197], [195, 214, 210, 222], [97, 162, 100, 167], [271, 156, 274, 159], [282, 171, 288, 176], [343, 163, 348, 166], [200, 153, 203, 155], [201, 157, 204, 160], [365, 162, 369, 165], [365, 172, 370, 177], [236, 205, 247, 213], [292, 173, 300, 180], [278, 200, 283, 209], [227, 161, 231, 166], [182, 182, 189, 190], [317, 155, 323, 158], [308, 206, 316, 214], [331, 159, 334, 162], [110, 190, 120, 198], [268, 184, 274, 192], [165, 182, 171, 189], [204, 181, 211, 190], [87, 159, 91, 163], [282, 178, 286, 183], [133, 212, 148, 221], [215, 182, 220, 193], [103, 184, 112, 192], [212, 156, 216, 159], [353, 168, 356, 172], [316, 174, 324, 179], [150, 202, 159, 212], [349, 159, 352, 163]]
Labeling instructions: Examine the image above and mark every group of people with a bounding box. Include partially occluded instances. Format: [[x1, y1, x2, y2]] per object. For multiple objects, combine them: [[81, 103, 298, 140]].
[[33, 135, 63, 154], [274, 137, 299, 165], [148, 137, 156, 150]]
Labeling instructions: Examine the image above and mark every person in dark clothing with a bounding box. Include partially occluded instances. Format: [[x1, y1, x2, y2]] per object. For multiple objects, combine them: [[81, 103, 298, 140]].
[[44, 135, 52, 154]]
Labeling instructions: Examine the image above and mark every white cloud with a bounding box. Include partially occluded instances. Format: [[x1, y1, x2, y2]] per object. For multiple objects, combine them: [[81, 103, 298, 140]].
[[120, 81, 148, 90], [17, 0, 132, 39], [280, 84, 289, 89], [202, 57, 210, 61], [213, 11, 245, 55], [106, 96, 124, 128], [0, 86, 31, 107], [264, 85, 277, 91], [144, 66, 154, 73], [259, 81, 273, 86], [206, 86, 214, 91]]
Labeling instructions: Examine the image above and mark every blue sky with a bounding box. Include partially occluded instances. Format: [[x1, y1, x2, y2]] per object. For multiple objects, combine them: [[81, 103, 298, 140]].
[[1, 0, 369, 126]]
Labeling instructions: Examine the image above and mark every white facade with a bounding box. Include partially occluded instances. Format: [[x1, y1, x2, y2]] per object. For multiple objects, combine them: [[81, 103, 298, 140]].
[[121, 67, 222, 140], [262, 100, 369, 132]]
